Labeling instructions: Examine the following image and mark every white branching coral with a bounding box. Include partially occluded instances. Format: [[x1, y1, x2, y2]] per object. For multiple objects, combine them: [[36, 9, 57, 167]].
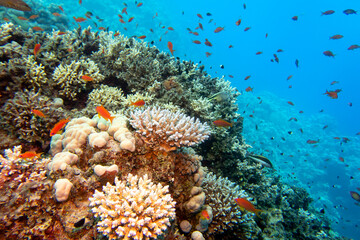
[[52, 59, 104, 99], [89, 174, 176, 240], [24, 55, 48, 90], [202, 172, 252, 234], [130, 107, 211, 151]]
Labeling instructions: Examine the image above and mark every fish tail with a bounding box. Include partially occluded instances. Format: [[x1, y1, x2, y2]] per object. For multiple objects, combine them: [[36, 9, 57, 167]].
[[109, 116, 115, 123]]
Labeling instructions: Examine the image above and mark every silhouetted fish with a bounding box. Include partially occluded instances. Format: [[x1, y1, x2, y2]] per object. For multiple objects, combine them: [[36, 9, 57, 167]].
[[0, 0, 31, 11]]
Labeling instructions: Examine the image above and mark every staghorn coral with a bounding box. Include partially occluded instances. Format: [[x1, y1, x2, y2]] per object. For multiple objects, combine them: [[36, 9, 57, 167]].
[[89, 173, 176, 240], [130, 107, 211, 151], [52, 58, 104, 100], [0, 90, 66, 146]]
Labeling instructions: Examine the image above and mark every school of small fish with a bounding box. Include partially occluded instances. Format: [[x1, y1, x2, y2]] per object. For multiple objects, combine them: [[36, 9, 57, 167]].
[[1, 0, 359, 218]]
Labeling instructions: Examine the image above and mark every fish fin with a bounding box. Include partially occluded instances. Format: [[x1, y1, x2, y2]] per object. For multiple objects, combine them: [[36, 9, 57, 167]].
[[109, 116, 115, 123]]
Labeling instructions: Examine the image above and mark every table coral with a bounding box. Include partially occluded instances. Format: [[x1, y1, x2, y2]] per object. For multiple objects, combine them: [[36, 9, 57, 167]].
[[89, 173, 176, 240], [130, 107, 211, 151]]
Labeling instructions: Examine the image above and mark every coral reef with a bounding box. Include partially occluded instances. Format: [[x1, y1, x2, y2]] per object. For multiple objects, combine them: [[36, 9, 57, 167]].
[[52, 59, 104, 100], [0, 90, 66, 147], [89, 174, 176, 240], [0, 21, 346, 240], [130, 107, 211, 151], [201, 172, 261, 239]]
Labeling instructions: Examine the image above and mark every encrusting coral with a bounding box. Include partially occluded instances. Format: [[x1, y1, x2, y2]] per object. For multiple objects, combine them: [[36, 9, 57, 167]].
[[89, 173, 176, 240], [130, 107, 211, 151]]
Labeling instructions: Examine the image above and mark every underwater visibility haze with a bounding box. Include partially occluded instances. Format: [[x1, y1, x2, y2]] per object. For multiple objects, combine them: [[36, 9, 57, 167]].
[[0, 0, 359, 239]]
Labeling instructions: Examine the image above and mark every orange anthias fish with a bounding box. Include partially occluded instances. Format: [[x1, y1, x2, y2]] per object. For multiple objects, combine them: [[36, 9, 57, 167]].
[[31, 109, 46, 117], [235, 198, 263, 217], [0, 0, 32, 11], [204, 39, 212, 47], [81, 75, 93, 81], [329, 34, 343, 40], [200, 209, 210, 220], [128, 16, 134, 22], [122, 7, 128, 14], [287, 101, 294, 106], [96, 106, 115, 123], [17, 16, 28, 20], [29, 14, 39, 19], [244, 75, 251, 80], [324, 90, 341, 99], [214, 27, 224, 33], [32, 26, 44, 31], [50, 118, 70, 136], [33, 43, 41, 58], [73, 17, 87, 22], [213, 119, 232, 127], [19, 151, 42, 159], [245, 86, 253, 92], [167, 41, 175, 55], [131, 100, 145, 107], [235, 19, 241, 26]]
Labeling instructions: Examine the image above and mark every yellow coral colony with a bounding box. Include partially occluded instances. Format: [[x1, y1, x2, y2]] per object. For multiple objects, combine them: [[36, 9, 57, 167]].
[[89, 174, 176, 240]]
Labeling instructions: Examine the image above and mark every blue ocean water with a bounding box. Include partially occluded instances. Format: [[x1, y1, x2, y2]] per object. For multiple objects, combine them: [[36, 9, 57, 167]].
[[6, 0, 360, 238]]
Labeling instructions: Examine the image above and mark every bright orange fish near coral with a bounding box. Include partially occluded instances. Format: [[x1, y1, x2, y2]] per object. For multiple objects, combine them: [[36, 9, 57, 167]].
[[200, 209, 210, 220], [167, 41, 175, 55], [33, 43, 41, 58], [81, 75, 93, 81], [131, 100, 145, 107], [19, 151, 42, 159], [31, 109, 46, 118], [50, 118, 70, 136], [96, 106, 115, 123], [235, 198, 263, 217], [213, 119, 232, 127]]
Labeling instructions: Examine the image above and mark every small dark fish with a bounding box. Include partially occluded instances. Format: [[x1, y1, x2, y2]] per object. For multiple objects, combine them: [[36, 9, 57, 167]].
[[350, 191, 360, 202], [348, 44, 360, 50], [220, 65, 224, 69], [343, 9, 357, 15], [321, 10, 335, 16], [320, 209, 325, 214], [323, 50, 335, 57], [206, 12, 212, 16], [246, 153, 273, 168], [292, 16, 298, 21], [0, 0, 31, 11], [295, 59, 299, 68]]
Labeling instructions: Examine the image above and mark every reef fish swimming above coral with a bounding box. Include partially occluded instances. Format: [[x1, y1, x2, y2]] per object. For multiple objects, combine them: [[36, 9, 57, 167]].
[[0, 0, 31, 11], [0, 1, 352, 237]]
